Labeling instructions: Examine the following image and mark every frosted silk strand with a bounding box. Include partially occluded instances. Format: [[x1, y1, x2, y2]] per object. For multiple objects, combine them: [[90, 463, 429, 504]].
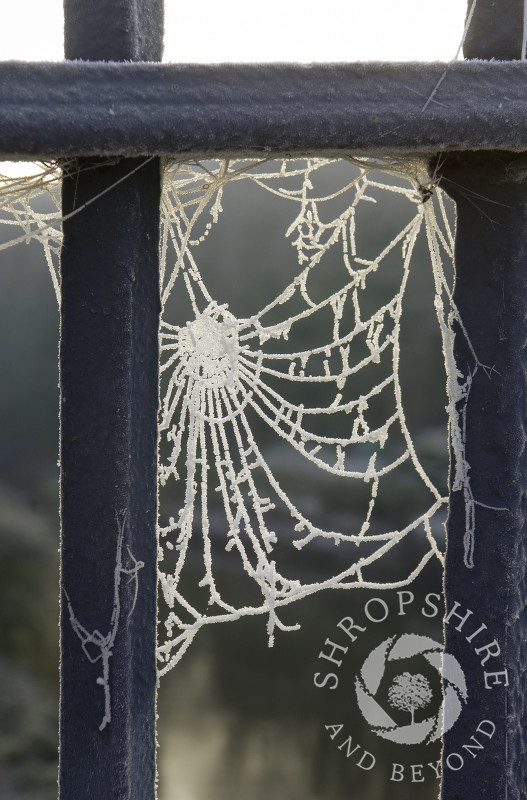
[[523, 0, 527, 60], [421, 0, 479, 112], [64, 513, 144, 730], [0, 165, 62, 303], [0, 157, 476, 673], [0, 158, 156, 303]]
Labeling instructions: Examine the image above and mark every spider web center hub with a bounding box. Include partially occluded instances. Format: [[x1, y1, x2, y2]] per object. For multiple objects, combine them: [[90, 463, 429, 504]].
[[180, 307, 239, 388]]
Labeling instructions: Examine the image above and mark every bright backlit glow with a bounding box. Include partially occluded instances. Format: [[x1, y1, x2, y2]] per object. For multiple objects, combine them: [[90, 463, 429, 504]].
[[165, 0, 466, 62], [1, 0, 466, 62]]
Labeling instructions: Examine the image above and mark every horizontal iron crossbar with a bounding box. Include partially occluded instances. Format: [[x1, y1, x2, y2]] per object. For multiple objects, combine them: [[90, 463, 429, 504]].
[[1, 60, 527, 158]]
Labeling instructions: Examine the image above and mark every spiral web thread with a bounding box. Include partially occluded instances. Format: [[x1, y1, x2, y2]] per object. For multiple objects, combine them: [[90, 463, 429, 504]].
[[0, 157, 474, 675]]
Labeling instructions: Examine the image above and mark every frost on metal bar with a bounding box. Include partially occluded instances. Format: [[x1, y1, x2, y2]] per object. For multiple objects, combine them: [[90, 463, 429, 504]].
[[2, 62, 527, 157], [155, 157, 473, 673]]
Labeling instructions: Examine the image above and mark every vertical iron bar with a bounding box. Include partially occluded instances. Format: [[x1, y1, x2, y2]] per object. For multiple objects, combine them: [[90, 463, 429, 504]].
[[441, 2, 527, 797], [64, 0, 164, 61], [59, 2, 163, 798], [463, 0, 525, 60], [441, 151, 527, 799]]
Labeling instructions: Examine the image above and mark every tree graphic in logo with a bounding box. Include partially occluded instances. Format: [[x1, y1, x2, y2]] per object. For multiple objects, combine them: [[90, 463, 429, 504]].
[[388, 672, 433, 725], [354, 633, 467, 745]]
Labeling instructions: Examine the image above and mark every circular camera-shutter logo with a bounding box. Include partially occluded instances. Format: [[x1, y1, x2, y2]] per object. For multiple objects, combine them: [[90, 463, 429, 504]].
[[354, 633, 467, 745]]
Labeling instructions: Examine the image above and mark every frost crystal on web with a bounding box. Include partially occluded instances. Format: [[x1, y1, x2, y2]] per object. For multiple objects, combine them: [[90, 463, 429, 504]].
[[156, 157, 458, 674], [0, 163, 62, 303]]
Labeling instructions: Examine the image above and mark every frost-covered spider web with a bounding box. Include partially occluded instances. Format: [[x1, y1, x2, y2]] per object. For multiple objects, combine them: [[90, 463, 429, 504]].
[[156, 156, 463, 674], [0, 163, 62, 304], [0, 156, 475, 677]]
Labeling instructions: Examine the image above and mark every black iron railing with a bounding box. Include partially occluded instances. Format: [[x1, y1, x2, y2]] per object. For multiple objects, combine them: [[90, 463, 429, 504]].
[[2, 0, 526, 798]]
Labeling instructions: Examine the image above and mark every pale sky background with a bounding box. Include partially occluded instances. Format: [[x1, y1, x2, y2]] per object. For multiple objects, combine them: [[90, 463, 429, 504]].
[[0, 0, 467, 176], [1, 0, 466, 62]]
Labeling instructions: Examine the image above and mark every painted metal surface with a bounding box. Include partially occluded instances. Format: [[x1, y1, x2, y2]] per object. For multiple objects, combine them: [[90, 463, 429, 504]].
[[59, 2, 162, 799], [0, 61, 526, 158], [441, 151, 527, 800], [441, 0, 527, 796], [64, 0, 164, 61]]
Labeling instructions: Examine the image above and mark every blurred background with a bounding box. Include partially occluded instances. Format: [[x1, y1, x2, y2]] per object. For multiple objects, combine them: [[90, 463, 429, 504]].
[[0, 161, 449, 799]]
